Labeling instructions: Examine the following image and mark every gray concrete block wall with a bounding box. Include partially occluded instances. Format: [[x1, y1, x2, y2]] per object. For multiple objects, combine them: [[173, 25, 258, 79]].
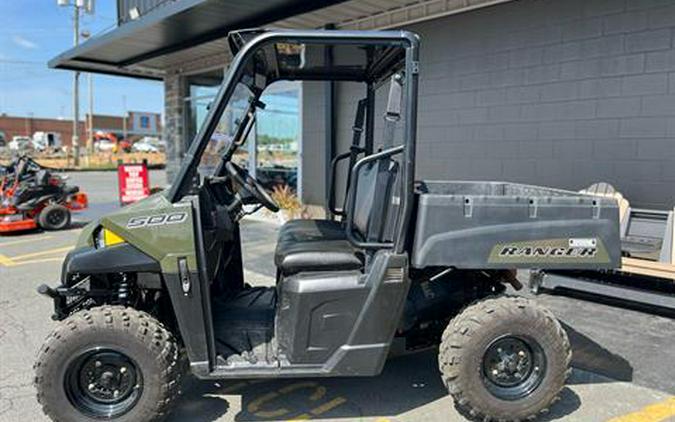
[[303, 0, 674, 210], [300, 81, 327, 205], [412, 0, 675, 209]]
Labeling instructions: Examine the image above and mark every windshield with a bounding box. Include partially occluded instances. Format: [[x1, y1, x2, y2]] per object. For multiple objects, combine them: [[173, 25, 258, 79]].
[[168, 30, 413, 203], [197, 82, 255, 177]]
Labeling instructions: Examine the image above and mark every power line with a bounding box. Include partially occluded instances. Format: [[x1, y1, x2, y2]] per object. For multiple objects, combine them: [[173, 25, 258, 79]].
[[0, 59, 46, 65]]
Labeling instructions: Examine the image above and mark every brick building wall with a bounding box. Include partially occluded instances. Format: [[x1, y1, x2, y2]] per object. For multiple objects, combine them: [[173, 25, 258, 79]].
[[0, 115, 85, 146], [303, 0, 675, 210], [0, 113, 162, 147], [91, 114, 124, 133]]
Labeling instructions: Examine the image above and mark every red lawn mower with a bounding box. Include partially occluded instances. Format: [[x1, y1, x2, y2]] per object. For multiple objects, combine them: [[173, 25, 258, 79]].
[[0, 156, 88, 233]]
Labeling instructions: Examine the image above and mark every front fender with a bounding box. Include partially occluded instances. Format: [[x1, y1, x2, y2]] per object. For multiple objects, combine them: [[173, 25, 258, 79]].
[[61, 243, 161, 284]]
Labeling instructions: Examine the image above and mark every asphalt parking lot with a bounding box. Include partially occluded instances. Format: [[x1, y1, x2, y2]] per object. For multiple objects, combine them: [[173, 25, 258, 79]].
[[1, 171, 673, 422]]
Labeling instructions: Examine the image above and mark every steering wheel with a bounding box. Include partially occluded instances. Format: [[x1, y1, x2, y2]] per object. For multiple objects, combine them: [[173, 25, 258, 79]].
[[225, 161, 279, 212]]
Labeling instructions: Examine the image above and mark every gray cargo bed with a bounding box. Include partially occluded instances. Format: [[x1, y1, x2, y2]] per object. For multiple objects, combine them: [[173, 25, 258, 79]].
[[411, 181, 621, 270]]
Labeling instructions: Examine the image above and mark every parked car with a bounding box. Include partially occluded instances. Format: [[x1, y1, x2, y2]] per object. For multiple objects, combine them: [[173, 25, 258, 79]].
[[95, 139, 115, 152], [9, 136, 32, 151], [131, 140, 159, 153], [32, 131, 63, 152], [137, 136, 166, 151]]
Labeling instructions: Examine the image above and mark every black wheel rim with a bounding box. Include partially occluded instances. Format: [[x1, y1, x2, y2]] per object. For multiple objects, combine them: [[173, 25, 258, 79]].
[[64, 348, 143, 418], [47, 208, 66, 226], [481, 335, 546, 401]]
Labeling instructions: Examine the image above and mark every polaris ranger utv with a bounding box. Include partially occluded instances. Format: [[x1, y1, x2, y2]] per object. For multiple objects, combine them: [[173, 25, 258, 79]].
[[35, 29, 621, 422]]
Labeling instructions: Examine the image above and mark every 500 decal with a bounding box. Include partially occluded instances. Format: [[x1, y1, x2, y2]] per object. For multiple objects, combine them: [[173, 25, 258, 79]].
[[127, 212, 187, 229]]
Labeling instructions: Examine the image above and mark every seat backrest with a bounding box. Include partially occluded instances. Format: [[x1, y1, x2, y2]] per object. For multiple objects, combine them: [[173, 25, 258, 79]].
[[345, 74, 404, 244], [35, 170, 50, 186], [349, 158, 399, 243]]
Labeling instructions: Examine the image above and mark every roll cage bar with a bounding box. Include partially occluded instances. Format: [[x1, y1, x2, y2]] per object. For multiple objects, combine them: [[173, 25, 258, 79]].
[[168, 29, 419, 254]]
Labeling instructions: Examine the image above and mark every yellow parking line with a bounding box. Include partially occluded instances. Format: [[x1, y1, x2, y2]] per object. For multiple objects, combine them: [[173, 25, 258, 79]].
[[11, 246, 72, 261], [10, 257, 64, 266], [247, 391, 288, 418], [308, 397, 347, 416], [608, 397, 675, 422], [0, 255, 65, 267], [287, 415, 312, 421], [0, 235, 54, 247], [0, 245, 72, 267], [289, 397, 348, 421], [0, 254, 16, 266]]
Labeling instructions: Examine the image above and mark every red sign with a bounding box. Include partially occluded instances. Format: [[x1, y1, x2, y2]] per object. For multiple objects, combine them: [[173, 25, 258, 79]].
[[117, 163, 150, 205]]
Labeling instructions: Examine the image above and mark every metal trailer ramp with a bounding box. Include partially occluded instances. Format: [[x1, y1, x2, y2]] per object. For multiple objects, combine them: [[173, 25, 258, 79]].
[[532, 198, 675, 313], [532, 270, 675, 313]]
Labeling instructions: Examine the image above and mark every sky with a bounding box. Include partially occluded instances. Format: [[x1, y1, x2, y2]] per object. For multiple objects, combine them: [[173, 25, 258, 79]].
[[0, 0, 163, 120]]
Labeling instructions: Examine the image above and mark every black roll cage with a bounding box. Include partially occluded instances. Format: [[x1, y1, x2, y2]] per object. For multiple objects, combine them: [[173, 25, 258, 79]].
[[168, 29, 420, 254]]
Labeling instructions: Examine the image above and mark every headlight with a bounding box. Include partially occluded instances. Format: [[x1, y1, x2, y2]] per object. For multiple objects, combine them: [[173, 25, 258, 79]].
[[95, 228, 125, 248]]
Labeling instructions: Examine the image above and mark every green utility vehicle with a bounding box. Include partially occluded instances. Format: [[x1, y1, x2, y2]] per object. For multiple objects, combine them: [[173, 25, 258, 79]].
[[35, 29, 621, 422]]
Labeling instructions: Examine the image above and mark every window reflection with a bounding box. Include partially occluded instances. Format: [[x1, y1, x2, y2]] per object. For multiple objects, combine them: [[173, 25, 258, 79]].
[[186, 75, 300, 191]]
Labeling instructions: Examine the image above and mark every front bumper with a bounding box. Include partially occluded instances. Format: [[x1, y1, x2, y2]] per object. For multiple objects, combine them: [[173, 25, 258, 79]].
[[0, 212, 36, 233], [37, 283, 72, 320], [36, 246, 93, 320], [37, 244, 162, 320]]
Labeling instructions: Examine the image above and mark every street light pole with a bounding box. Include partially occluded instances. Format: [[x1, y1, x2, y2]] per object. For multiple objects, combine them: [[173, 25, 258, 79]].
[[122, 95, 128, 141], [88, 73, 93, 155], [58, 0, 95, 165], [72, 4, 81, 166], [80, 30, 94, 156]]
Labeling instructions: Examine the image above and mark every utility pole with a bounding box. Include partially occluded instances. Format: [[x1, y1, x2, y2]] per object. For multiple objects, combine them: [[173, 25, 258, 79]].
[[80, 29, 94, 155], [83, 37, 94, 155], [58, 0, 95, 165], [24, 113, 31, 136], [72, 4, 81, 166], [122, 95, 128, 142], [88, 73, 93, 154]]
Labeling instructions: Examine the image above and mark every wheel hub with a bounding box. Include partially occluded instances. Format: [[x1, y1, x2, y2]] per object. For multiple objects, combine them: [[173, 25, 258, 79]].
[[65, 349, 143, 418], [482, 335, 546, 400], [46, 208, 65, 225]]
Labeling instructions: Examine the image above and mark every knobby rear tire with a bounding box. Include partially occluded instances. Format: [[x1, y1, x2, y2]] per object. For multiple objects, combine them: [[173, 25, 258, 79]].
[[38, 204, 71, 230]]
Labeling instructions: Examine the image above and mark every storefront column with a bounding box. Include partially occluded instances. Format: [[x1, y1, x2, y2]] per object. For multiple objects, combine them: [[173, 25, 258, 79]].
[[164, 71, 188, 184]]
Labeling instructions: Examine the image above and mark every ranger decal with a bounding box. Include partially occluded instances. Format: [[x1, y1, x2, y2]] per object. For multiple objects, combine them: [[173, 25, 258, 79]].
[[498, 246, 596, 258], [488, 237, 610, 264]]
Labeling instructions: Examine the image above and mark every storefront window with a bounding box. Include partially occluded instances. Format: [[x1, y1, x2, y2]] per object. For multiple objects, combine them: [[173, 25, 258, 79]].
[[185, 73, 300, 191], [187, 84, 219, 140], [255, 82, 300, 191]]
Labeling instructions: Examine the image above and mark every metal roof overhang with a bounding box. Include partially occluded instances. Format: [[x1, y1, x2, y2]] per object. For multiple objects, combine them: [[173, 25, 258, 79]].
[[49, 0, 350, 80], [50, 0, 515, 80]]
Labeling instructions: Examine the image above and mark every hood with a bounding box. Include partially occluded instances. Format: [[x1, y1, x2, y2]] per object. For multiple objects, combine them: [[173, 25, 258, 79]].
[[74, 191, 170, 249]]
